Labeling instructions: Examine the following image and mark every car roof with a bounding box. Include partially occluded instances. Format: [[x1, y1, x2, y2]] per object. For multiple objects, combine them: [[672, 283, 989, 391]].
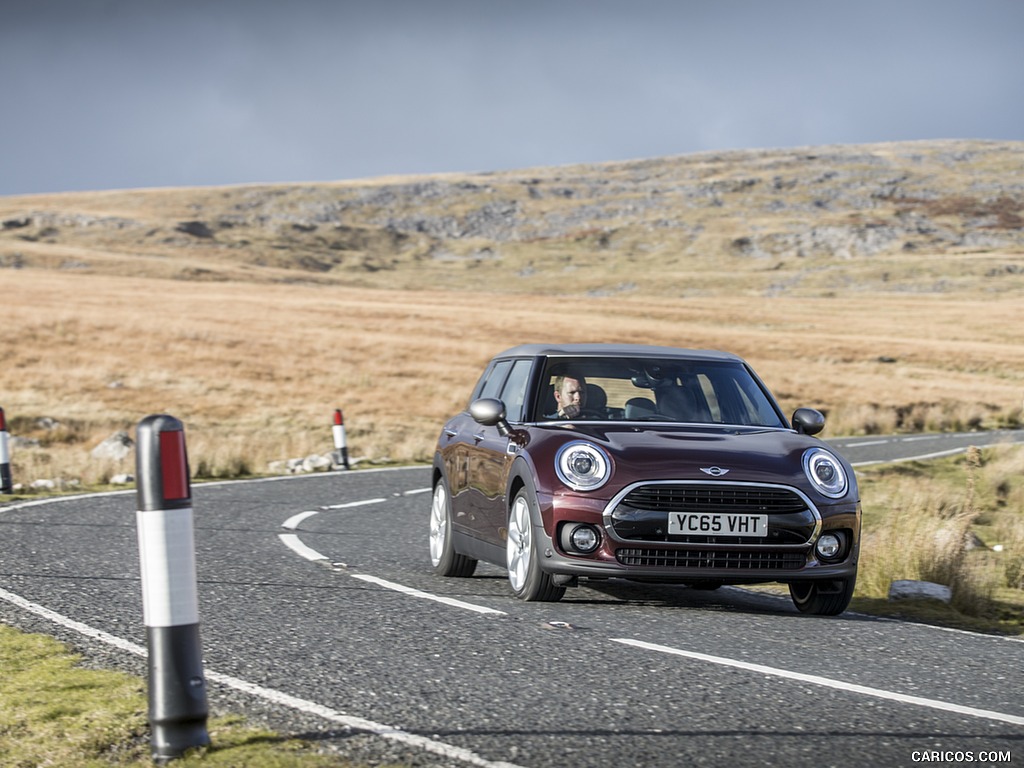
[[492, 343, 744, 363]]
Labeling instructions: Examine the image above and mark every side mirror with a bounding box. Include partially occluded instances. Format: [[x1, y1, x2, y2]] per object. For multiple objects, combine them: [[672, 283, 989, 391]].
[[470, 398, 512, 437], [792, 408, 826, 436]]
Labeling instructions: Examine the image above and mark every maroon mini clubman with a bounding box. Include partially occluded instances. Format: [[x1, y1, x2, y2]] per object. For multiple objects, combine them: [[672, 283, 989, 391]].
[[429, 344, 860, 615]]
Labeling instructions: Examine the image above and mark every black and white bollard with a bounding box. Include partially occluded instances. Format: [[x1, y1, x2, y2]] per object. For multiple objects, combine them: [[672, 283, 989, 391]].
[[0, 407, 12, 494], [332, 408, 350, 470], [135, 414, 209, 763]]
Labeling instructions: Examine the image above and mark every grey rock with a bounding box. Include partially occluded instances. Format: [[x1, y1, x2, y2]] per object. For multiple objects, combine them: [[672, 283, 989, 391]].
[[301, 454, 333, 473], [176, 220, 215, 238], [888, 580, 953, 603], [91, 431, 134, 461]]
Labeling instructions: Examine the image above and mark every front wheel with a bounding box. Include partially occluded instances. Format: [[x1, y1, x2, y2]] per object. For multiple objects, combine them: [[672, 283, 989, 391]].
[[789, 576, 855, 616], [429, 480, 477, 577], [506, 489, 565, 602]]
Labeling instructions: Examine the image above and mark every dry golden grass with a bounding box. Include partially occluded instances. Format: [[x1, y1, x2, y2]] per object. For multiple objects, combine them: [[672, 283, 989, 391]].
[[1, 143, 1022, 634], [2, 141, 1023, 629], [857, 445, 1024, 629], [1, 267, 1022, 488], [2, 139, 1024, 495]]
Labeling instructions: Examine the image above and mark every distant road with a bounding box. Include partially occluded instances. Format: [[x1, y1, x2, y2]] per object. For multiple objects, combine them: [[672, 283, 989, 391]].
[[2, 430, 1024, 768], [828, 428, 1024, 466]]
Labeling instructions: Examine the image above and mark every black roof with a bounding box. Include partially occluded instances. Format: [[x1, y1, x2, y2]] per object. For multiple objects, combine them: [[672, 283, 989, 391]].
[[493, 343, 743, 363]]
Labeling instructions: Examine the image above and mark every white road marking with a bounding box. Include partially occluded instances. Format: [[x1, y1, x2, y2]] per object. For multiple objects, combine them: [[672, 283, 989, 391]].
[[281, 510, 320, 530], [277, 533, 328, 562], [842, 439, 890, 447], [0, 586, 524, 768], [323, 497, 387, 510], [277, 494, 506, 616], [852, 446, 968, 467], [613, 638, 1024, 727], [0, 585, 149, 657], [201, 670, 524, 768], [352, 574, 506, 616], [403, 487, 432, 495], [283, 497, 391, 531]]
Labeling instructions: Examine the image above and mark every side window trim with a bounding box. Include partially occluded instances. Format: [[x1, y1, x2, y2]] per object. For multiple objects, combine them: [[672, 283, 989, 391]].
[[475, 359, 513, 404], [498, 359, 535, 423]]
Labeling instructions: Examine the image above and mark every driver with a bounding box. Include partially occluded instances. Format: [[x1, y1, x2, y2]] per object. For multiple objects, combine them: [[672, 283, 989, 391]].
[[550, 374, 587, 419]]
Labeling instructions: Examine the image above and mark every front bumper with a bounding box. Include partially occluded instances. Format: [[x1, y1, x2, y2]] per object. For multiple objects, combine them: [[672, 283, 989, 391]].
[[535, 486, 860, 584]]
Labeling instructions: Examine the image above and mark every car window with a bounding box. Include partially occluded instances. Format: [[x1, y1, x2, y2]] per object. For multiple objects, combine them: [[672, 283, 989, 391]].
[[500, 359, 533, 423], [537, 357, 785, 428], [478, 359, 512, 401]]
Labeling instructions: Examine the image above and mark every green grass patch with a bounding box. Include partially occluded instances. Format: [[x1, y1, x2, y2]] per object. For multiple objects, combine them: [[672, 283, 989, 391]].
[[0, 625, 363, 767]]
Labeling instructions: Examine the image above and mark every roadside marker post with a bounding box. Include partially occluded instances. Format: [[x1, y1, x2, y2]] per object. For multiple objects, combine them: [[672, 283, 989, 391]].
[[332, 408, 350, 470], [0, 407, 11, 494], [135, 414, 210, 763]]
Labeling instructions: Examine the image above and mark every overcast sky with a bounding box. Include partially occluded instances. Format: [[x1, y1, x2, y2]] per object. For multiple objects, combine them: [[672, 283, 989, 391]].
[[2, 0, 1022, 196]]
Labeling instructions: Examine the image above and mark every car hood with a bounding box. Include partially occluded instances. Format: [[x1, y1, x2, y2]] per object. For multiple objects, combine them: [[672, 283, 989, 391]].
[[531, 423, 835, 491]]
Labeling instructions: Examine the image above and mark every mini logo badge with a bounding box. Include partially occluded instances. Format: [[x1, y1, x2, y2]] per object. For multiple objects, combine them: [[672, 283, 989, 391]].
[[700, 466, 730, 477]]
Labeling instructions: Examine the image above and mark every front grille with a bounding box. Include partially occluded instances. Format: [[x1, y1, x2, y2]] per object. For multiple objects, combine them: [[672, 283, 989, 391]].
[[622, 484, 807, 514], [617, 547, 807, 570], [609, 482, 815, 545]]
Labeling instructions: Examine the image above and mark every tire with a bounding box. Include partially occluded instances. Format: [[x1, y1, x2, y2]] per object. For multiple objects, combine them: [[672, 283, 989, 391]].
[[506, 489, 565, 602], [789, 576, 855, 616], [429, 480, 477, 577], [688, 580, 723, 591]]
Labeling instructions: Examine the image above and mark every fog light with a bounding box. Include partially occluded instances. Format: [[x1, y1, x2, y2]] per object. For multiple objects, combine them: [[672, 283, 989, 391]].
[[569, 524, 600, 554], [815, 532, 844, 561]]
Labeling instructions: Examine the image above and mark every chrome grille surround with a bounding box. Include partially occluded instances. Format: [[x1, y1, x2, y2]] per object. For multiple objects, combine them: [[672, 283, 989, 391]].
[[603, 480, 822, 548]]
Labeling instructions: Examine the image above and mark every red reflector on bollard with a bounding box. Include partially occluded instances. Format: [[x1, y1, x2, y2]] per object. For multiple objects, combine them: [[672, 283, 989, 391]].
[[333, 409, 344, 426], [0, 408, 6, 431], [159, 430, 190, 501]]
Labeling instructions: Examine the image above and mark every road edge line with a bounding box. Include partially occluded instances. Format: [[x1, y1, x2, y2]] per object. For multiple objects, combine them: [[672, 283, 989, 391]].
[[0, 585, 524, 768]]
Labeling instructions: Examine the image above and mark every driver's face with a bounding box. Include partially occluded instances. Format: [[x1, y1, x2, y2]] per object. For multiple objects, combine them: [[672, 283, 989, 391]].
[[556, 377, 586, 407]]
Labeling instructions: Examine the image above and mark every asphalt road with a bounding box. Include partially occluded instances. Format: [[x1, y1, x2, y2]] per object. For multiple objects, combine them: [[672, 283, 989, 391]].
[[2, 430, 1024, 768]]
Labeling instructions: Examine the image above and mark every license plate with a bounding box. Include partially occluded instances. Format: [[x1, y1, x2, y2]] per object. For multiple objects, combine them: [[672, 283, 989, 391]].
[[668, 512, 768, 537]]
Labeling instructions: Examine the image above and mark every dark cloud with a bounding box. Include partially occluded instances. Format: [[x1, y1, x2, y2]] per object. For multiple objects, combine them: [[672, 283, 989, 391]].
[[2, 0, 1021, 194]]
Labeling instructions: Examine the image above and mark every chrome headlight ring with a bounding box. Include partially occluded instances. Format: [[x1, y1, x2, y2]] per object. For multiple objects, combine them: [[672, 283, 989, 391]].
[[555, 441, 612, 492], [802, 447, 848, 499]]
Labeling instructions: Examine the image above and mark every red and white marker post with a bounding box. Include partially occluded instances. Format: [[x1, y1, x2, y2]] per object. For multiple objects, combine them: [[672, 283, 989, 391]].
[[135, 414, 209, 762], [0, 407, 12, 494], [332, 408, 350, 470]]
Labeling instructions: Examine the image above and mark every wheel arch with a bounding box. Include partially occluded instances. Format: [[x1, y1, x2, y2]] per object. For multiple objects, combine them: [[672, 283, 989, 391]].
[[431, 452, 448, 489], [506, 456, 543, 528]]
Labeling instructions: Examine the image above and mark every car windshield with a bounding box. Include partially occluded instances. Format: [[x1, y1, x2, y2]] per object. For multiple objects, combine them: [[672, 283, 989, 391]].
[[535, 356, 786, 428]]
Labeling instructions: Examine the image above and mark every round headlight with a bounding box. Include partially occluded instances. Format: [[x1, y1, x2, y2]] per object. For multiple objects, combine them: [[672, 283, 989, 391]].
[[802, 448, 848, 499], [555, 441, 611, 491]]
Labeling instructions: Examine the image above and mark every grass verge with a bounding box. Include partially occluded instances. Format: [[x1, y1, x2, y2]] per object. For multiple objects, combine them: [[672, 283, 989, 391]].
[[853, 444, 1024, 634], [0, 625, 358, 767]]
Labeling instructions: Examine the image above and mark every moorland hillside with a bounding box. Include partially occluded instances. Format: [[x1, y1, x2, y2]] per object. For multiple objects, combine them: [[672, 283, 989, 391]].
[[2, 139, 1023, 297], [0, 139, 1022, 482]]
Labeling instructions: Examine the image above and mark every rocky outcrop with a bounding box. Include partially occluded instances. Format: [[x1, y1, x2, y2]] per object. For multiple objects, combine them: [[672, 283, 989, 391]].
[[90, 431, 135, 461], [1, 140, 1020, 293]]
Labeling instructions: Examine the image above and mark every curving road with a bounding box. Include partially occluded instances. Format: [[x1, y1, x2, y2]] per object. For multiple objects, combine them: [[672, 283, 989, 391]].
[[2, 431, 1024, 767]]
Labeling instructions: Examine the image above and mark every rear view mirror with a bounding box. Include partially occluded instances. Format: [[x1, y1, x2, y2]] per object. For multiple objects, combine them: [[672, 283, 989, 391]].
[[470, 398, 512, 436], [792, 408, 826, 436]]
